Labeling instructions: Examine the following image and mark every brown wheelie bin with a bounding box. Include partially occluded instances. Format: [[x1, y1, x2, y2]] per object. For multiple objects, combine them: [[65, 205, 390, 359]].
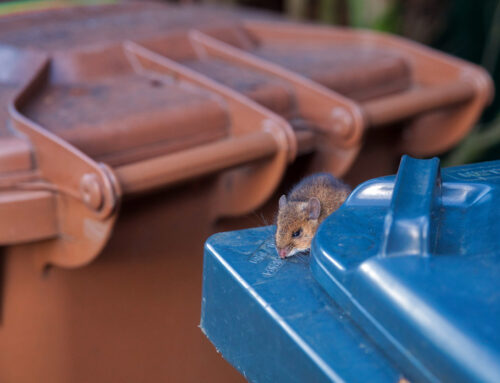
[[0, 2, 492, 383]]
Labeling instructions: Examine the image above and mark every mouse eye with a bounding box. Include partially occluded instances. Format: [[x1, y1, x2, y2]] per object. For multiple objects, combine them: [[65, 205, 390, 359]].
[[292, 228, 302, 238]]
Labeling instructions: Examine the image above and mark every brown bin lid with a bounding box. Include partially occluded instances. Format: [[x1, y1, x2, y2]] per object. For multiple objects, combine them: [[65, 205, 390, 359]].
[[0, 4, 253, 166], [0, 2, 411, 165], [180, 45, 410, 114], [1, 49, 230, 167], [23, 72, 229, 166], [253, 44, 410, 101]]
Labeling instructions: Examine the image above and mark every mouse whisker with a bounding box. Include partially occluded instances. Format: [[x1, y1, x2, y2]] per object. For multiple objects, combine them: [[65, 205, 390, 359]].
[[259, 212, 270, 226]]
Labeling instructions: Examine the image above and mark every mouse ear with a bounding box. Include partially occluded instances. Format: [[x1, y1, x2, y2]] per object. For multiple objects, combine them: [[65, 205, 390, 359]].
[[279, 195, 287, 209], [307, 197, 321, 220]]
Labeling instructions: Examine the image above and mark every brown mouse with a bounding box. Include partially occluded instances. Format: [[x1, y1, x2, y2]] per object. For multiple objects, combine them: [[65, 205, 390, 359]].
[[275, 173, 351, 259]]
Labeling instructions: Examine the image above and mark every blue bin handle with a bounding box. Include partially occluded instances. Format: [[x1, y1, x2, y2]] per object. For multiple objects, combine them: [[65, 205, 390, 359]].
[[381, 155, 442, 257]]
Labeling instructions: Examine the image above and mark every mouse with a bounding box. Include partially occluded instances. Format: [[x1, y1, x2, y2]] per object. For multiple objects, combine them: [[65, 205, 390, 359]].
[[275, 173, 351, 259]]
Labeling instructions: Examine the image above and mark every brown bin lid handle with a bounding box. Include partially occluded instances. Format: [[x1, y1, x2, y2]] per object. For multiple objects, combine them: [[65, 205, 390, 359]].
[[5, 56, 121, 268], [121, 40, 296, 218]]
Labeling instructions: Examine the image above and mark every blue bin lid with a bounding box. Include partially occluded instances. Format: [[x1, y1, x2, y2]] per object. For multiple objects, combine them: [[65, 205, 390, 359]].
[[201, 156, 500, 383], [311, 155, 500, 383]]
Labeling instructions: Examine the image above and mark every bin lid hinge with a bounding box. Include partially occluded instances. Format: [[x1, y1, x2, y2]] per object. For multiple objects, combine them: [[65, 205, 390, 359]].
[[2, 57, 122, 269]]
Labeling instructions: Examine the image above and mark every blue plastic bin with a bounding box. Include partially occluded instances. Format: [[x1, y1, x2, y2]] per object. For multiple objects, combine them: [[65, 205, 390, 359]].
[[201, 156, 500, 383]]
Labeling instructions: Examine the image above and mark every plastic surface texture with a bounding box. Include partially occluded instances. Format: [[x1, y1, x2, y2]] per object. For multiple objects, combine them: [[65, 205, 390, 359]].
[[202, 156, 500, 382]]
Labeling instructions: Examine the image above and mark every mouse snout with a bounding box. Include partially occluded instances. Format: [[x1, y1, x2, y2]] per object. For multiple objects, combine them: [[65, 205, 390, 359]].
[[277, 247, 288, 259]]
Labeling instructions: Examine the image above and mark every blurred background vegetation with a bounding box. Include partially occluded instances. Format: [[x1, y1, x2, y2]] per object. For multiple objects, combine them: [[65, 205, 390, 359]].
[[178, 0, 500, 165]]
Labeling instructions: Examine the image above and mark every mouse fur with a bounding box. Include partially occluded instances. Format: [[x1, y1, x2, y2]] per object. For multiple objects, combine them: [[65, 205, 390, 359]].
[[275, 173, 351, 259]]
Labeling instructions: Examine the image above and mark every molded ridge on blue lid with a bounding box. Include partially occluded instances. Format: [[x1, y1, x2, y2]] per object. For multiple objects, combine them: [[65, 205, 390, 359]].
[[381, 156, 441, 257]]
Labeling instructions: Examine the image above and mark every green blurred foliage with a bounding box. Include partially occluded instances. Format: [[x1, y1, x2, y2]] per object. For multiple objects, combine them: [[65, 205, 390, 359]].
[[347, 0, 400, 32], [434, 0, 500, 164]]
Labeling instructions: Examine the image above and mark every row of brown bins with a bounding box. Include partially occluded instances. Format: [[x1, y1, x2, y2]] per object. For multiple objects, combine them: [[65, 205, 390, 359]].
[[0, 2, 493, 382]]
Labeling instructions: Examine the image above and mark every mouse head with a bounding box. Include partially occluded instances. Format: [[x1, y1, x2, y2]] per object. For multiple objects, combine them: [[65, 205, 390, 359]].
[[275, 195, 321, 259]]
